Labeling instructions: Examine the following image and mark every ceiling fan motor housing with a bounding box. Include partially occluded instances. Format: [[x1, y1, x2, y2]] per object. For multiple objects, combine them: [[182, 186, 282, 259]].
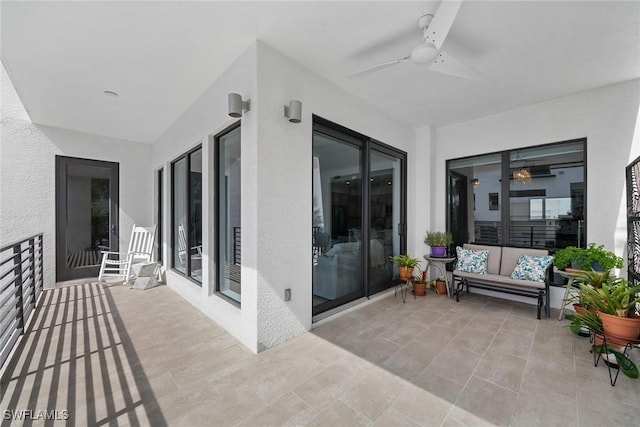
[[411, 43, 439, 64]]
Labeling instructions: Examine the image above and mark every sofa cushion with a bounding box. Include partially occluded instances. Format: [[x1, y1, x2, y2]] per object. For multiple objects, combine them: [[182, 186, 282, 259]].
[[454, 270, 546, 290], [500, 247, 549, 276], [464, 244, 502, 275], [510, 254, 554, 282], [325, 242, 359, 257], [455, 246, 489, 274]]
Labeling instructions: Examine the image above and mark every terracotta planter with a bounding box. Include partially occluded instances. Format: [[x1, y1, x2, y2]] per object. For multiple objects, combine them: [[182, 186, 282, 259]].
[[573, 303, 587, 315], [598, 311, 640, 346], [435, 280, 447, 295], [430, 246, 447, 257], [413, 282, 427, 296], [398, 266, 414, 281]]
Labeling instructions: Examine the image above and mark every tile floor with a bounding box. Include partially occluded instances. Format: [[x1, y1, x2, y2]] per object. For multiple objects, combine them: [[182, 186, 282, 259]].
[[1, 282, 639, 426]]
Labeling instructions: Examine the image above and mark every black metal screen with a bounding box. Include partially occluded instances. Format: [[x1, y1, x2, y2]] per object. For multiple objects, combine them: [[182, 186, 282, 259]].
[[627, 155, 640, 286]]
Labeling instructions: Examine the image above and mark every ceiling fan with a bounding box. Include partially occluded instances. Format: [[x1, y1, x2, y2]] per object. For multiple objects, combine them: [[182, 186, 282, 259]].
[[347, 1, 479, 79]]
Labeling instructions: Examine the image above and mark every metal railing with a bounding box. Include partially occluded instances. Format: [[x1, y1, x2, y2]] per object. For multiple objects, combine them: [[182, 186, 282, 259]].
[[233, 227, 241, 266], [1, 233, 44, 368]]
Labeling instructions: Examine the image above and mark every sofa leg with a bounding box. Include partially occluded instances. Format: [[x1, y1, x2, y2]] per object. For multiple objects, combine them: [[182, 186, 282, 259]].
[[536, 295, 542, 319], [455, 280, 461, 302], [545, 291, 550, 318]]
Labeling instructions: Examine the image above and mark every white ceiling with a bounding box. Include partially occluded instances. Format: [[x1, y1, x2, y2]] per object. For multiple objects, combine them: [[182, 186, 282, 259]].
[[2, 1, 639, 143]]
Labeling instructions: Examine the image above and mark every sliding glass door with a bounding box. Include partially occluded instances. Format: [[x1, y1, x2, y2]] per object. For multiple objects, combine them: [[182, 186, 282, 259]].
[[312, 131, 364, 313], [369, 148, 403, 294], [312, 118, 406, 316]]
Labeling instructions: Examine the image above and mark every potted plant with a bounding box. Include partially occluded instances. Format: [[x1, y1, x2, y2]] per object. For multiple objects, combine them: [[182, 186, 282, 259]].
[[434, 277, 447, 295], [567, 270, 615, 314], [553, 243, 624, 272], [390, 254, 421, 281], [412, 270, 428, 296], [574, 275, 640, 345], [568, 310, 638, 377], [424, 231, 453, 257]]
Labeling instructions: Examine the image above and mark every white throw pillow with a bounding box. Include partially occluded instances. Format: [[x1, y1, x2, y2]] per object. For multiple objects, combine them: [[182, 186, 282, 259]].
[[455, 246, 489, 275], [510, 254, 554, 282]]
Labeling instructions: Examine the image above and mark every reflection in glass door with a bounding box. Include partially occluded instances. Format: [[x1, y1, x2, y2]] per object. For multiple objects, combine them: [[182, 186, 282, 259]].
[[369, 148, 403, 294], [312, 132, 363, 314], [56, 156, 119, 281], [312, 119, 406, 316]]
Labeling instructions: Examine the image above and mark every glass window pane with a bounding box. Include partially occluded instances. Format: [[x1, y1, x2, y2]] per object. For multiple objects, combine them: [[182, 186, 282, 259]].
[[369, 150, 401, 292], [66, 165, 111, 268], [157, 169, 163, 264], [218, 126, 241, 302], [189, 149, 203, 282], [448, 153, 502, 246], [312, 132, 363, 310], [172, 157, 187, 274], [509, 142, 585, 249]]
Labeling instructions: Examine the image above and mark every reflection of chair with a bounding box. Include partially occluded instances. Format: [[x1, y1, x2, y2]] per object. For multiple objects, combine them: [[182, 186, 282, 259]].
[[98, 225, 156, 282], [177, 224, 202, 266]]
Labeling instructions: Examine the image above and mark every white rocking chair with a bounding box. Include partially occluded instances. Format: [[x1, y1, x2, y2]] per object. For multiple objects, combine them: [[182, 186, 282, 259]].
[[177, 223, 202, 266], [98, 225, 157, 282]]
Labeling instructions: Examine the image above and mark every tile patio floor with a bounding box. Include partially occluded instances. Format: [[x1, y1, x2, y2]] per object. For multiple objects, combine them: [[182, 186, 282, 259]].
[[1, 282, 639, 426]]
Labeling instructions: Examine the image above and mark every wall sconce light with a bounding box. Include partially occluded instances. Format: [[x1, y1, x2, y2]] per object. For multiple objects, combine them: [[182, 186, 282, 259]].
[[228, 93, 250, 118], [471, 178, 479, 187], [283, 100, 302, 123]]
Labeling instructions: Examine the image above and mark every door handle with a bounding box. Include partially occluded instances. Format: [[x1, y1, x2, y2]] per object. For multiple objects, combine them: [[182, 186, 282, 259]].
[[112, 224, 117, 235]]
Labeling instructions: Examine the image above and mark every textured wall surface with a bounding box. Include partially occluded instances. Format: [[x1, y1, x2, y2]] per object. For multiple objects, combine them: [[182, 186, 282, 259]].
[[253, 42, 414, 349], [149, 41, 415, 352], [1, 64, 153, 287], [151, 42, 259, 352]]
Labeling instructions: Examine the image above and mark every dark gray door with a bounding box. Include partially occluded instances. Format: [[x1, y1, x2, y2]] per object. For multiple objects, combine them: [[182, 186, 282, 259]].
[[56, 156, 119, 281]]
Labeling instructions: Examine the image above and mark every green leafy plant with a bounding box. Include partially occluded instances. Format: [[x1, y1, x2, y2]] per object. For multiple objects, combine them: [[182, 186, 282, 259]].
[[567, 310, 602, 332], [411, 268, 429, 284], [553, 243, 624, 271], [424, 231, 453, 247], [593, 345, 639, 378], [389, 254, 421, 268], [574, 276, 640, 317]]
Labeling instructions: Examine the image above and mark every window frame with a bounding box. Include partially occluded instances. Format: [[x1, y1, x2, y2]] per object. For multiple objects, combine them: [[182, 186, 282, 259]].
[[445, 138, 587, 251], [214, 121, 242, 305], [170, 144, 203, 285]]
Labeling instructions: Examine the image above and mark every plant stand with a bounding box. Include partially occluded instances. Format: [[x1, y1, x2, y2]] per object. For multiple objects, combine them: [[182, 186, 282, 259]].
[[395, 278, 411, 303], [592, 329, 640, 386]]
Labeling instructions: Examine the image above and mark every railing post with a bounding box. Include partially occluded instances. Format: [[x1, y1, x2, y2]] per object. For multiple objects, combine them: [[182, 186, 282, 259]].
[[13, 243, 25, 332], [37, 235, 44, 297], [29, 237, 36, 307]]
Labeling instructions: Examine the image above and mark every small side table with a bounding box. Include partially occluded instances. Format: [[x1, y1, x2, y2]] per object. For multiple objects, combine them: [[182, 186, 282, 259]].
[[423, 255, 456, 298], [131, 262, 159, 290], [557, 270, 583, 320]]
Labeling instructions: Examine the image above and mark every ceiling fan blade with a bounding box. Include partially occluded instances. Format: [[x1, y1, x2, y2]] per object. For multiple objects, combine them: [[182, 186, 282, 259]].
[[429, 51, 480, 79], [347, 56, 409, 78], [424, 1, 463, 50]]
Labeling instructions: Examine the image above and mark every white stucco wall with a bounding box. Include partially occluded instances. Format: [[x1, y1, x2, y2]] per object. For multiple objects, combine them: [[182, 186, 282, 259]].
[[432, 78, 640, 307], [1, 64, 153, 288], [150, 41, 416, 352], [150, 42, 259, 352], [253, 43, 415, 350]]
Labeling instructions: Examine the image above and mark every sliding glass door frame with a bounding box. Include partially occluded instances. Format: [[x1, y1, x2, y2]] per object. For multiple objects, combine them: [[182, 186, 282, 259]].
[[313, 116, 407, 315]]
